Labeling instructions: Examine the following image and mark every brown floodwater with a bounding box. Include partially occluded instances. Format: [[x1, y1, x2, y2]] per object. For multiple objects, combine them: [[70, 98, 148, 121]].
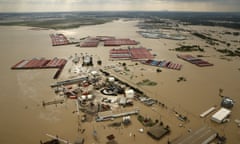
[[0, 20, 240, 143]]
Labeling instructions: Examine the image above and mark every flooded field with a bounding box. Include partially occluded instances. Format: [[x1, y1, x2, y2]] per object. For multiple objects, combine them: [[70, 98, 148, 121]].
[[0, 20, 240, 143]]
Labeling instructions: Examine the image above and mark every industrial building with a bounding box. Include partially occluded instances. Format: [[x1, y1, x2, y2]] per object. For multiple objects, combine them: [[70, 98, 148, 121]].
[[211, 108, 231, 123]]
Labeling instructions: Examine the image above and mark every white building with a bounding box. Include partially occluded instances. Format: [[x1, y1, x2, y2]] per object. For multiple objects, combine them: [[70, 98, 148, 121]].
[[211, 108, 231, 123], [125, 89, 134, 99], [108, 77, 115, 82], [91, 71, 98, 76], [119, 97, 127, 105]]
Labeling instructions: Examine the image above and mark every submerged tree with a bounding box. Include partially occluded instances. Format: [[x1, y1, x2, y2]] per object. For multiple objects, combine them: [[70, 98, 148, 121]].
[[156, 68, 162, 73], [219, 88, 224, 97], [97, 60, 102, 65]]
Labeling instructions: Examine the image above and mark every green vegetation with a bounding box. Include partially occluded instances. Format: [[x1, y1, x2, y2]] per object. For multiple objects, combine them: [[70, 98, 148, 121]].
[[177, 77, 187, 82], [0, 17, 115, 29], [97, 60, 102, 66], [137, 115, 157, 127], [156, 68, 162, 73], [122, 63, 126, 67], [233, 32, 240, 36], [124, 66, 130, 72], [137, 79, 157, 86], [192, 32, 225, 45], [216, 49, 240, 57], [175, 45, 204, 52], [108, 122, 122, 127]]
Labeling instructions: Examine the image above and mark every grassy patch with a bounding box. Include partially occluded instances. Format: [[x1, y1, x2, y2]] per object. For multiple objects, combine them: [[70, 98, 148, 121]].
[[137, 79, 157, 86], [177, 77, 187, 82], [175, 45, 204, 52], [216, 49, 240, 57], [192, 32, 225, 45], [137, 115, 157, 127]]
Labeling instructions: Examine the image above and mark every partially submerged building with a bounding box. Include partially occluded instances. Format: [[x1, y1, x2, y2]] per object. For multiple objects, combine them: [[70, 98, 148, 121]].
[[125, 89, 134, 99], [211, 108, 231, 123], [82, 55, 93, 66], [109, 47, 153, 61], [177, 54, 213, 67], [50, 33, 69, 46], [80, 39, 100, 47], [104, 38, 138, 46], [221, 97, 234, 109], [11, 57, 67, 79], [142, 59, 182, 70], [147, 125, 170, 140], [109, 48, 131, 59]]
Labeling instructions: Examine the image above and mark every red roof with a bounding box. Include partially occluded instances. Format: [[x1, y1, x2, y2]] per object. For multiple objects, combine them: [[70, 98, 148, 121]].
[[50, 34, 69, 46]]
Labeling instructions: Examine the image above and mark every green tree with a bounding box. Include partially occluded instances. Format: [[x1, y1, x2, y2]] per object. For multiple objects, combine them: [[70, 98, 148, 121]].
[[156, 68, 162, 73]]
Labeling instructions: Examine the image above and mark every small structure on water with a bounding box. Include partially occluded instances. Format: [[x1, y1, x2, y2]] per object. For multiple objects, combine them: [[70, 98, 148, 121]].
[[82, 55, 93, 66], [200, 106, 216, 118], [125, 89, 134, 99], [72, 53, 80, 64], [211, 108, 231, 123], [221, 97, 234, 109], [50, 33, 78, 46], [122, 116, 131, 125], [147, 125, 170, 140]]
